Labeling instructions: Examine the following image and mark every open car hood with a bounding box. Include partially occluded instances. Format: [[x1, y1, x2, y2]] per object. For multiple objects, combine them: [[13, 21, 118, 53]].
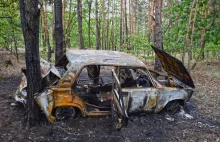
[[152, 46, 195, 88]]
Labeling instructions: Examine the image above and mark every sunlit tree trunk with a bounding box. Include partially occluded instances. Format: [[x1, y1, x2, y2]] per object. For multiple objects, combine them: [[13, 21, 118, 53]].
[[42, 0, 52, 62], [77, 0, 84, 49], [52, 3, 55, 52], [200, 2, 207, 60], [120, 0, 124, 46], [101, 0, 106, 49], [183, 0, 196, 65], [175, 0, 179, 54], [129, 0, 134, 35], [135, 0, 139, 34], [95, 0, 100, 50], [124, 0, 128, 48], [200, 28, 206, 59], [154, 0, 163, 72], [62, 0, 65, 30], [143, 0, 147, 37], [188, 1, 198, 73], [106, 0, 110, 50], [88, 0, 92, 48], [62, 0, 66, 51], [41, 18, 46, 47], [66, 0, 73, 49], [111, 0, 115, 50], [148, 0, 155, 43]]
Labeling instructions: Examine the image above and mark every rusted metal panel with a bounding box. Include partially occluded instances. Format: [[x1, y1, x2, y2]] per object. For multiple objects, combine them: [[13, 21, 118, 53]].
[[35, 89, 55, 122], [121, 87, 192, 114], [40, 58, 61, 78], [122, 88, 158, 113], [14, 73, 27, 104], [14, 59, 61, 105], [155, 88, 192, 112]]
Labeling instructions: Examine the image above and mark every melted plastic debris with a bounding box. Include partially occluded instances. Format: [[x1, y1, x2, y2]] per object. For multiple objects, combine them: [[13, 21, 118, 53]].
[[177, 107, 194, 120], [165, 114, 175, 121]]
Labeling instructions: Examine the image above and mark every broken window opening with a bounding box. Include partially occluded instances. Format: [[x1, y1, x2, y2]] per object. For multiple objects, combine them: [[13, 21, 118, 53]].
[[119, 67, 153, 88], [73, 66, 115, 112]]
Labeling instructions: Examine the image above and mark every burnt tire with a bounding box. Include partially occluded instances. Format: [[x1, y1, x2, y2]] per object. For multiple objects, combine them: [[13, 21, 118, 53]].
[[55, 107, 76, 121], [165, 100, 181, 114]]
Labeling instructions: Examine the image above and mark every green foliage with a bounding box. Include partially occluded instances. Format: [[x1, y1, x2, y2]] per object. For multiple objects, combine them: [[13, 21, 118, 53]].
[[0, 0, 23, 51], [1, 0, 219, 63], [162, 0, 220, 60]]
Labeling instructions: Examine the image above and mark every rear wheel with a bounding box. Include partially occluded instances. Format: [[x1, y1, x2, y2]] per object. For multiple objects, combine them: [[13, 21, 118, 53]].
[[55, 107, 76, 121]]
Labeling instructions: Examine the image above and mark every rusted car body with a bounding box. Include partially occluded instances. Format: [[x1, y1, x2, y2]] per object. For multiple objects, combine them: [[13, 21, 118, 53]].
[[14, 47, 194, 129]]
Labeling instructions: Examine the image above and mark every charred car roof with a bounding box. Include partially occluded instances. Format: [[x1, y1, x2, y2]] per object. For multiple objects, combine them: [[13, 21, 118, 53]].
[[56, 50, 148, 88], [57, 50, 147, 69]]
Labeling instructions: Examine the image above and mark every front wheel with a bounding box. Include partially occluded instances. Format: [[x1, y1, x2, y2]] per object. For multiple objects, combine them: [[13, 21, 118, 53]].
[[166, 100, 182, 114], [55, 107, 76, 121]]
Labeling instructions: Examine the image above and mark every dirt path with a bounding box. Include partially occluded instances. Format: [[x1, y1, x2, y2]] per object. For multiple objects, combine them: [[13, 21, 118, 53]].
[[0, 51, 219, 141]]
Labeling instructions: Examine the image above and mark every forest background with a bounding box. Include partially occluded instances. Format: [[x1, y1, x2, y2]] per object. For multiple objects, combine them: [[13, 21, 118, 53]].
[[0, 0, 220, 70]]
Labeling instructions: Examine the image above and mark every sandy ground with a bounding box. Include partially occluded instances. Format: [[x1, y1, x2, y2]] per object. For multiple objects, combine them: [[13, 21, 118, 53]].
[[0, 49, 219, 142]]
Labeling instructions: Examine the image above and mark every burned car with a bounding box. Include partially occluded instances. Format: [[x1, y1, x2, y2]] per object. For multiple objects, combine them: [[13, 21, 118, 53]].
[[14, 47, 194, 129]]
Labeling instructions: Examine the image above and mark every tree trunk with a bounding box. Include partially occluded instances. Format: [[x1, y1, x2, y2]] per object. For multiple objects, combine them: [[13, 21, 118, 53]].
[[54, 0, 64, 63], [111, 0, 115, 50], [200, 28, 206, 59], [42, 0, 52, 62], [154, 0, 163, 72], [20, 0, 42, 126], [200, 1, 207, 60], [101, 0, 106, 50], [143, 0, 147, 37], [148, 0, 155, 43], [95, 0, 100, 50], [188, 1, 198, 73], [41, 18, 46, 47], [183, 0, 196, 65], [124, 0, 128, 48], [106, 0, 110, 50], [120, 0, 124, 46], [77, 0, 84, 49], [135, 0, 139, 34], [191, 36, 205, 70], [62, 0, 66, 52], [129, 0, 134, 35], [65, 0, 73, 49], [88, 0, 92, 48], [62, 0, 65, 30], [52, 3, 55, 52]]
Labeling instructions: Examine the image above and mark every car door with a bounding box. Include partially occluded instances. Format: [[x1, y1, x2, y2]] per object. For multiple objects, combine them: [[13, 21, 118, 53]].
[[111, 69, 128, 130]]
